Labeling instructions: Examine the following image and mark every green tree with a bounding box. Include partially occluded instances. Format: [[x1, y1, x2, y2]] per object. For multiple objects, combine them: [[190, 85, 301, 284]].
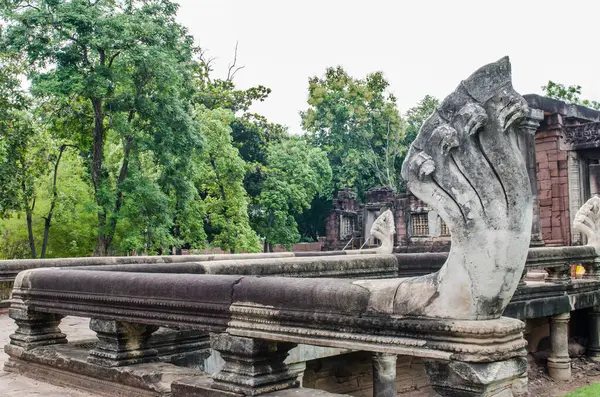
[[255, 138, 331, 251], [193, 106, 261, 253], [404, 95, 439, 147], [542, 81, 600, 110], [301, 67, 405, 195], [2, 0, 200, 255], [0, 147, 96, 259]]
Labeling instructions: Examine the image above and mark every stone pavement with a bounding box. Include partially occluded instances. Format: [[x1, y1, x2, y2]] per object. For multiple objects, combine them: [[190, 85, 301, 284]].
[[0, 308, 97, 396]]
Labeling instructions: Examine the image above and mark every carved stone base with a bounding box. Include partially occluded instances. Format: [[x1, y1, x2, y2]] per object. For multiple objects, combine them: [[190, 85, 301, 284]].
[[172, 376, 346, 397], [88, 318, 160, 367], [4, 342, 201, 397], [9, 308, 67, 350], [210, 333, 299, 396], [425, 357, 527, 397]]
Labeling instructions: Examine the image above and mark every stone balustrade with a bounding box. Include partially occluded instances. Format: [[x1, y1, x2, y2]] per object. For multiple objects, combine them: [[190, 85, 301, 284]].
[[5, 260, 528, 397], [0, 250, 391, 306]]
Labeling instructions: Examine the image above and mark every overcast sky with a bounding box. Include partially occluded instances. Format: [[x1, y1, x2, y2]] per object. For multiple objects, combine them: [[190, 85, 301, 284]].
[[176, 0, 600, 134]]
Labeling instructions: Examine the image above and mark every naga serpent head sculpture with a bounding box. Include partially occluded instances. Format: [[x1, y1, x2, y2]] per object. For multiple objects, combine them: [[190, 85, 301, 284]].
[[370, 209, 395, 254], [573, 195, 600, 249], [394, 57, 532, 320]]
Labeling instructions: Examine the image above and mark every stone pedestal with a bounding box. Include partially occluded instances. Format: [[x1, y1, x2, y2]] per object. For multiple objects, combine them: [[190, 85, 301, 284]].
[[547, 312, 571, 381], [372, 352, 397, 397], [425, 357, 527, 397], [8, 308, 67, 350], [88, 318, 159, 367], [588, 306, 600, 361], [210, 333, 299, 396]]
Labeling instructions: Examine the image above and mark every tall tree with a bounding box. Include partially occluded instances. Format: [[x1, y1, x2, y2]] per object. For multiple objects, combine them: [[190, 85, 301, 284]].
[[255, 138, 331, 251], [193, 106, 261, 253], [301, 67, 405, 195], [2, 0, 200, 255]]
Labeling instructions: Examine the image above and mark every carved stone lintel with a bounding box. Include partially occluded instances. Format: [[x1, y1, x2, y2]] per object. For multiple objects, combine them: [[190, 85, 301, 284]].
[[8, 308, 66, 350], [88, 318, 159, 367], [588, 306, 600, 362], [547, 312, 571, 381], [372, 352, 397, 397], [425, 357, 527, 397], [562, 122, 600, 151], [210, 333, 299, 396]]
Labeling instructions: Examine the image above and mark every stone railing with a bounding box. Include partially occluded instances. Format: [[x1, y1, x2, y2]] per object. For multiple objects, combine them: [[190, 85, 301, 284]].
[[6, 260, 527, 397], [0, 249, 395, 305]]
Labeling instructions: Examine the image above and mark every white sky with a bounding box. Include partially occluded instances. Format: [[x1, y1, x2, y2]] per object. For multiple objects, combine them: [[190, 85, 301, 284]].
[[176, 0, 600, 134]]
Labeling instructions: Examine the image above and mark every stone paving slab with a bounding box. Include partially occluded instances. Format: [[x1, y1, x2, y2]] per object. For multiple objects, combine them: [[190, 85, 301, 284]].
[[0, 309, 98, 396]]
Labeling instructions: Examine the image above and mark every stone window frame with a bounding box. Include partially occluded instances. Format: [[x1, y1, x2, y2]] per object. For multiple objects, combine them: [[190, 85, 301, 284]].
[[410, 212, 430, 237], [339, 214, 355, 240]]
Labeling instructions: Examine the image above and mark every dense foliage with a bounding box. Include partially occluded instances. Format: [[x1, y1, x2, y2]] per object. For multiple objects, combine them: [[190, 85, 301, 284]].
[[0, 1, 434, 258]]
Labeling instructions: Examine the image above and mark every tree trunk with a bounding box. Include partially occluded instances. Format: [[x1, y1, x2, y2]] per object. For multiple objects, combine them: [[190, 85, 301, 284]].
[[263, 239, 268, 253], [41, 145, 68, 258], [103, 137, 132, 253], [25, 200, 36, 259], [91, 97, 108, 256]]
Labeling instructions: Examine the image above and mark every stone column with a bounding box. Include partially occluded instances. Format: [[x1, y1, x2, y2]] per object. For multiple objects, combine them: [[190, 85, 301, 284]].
[[88, 318, 160, 367], [209, 333, 299, 396], [372, 352, 397, 397], [547, 312, 571, 381], [520, 108, 545, 247], [587, 306, 600, 361], [8, 308, 67, 350], [425, 357, 527, 397]]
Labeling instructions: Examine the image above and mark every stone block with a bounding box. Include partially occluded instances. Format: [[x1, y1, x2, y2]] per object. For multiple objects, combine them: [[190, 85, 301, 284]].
[[425, 358, 527, 397]]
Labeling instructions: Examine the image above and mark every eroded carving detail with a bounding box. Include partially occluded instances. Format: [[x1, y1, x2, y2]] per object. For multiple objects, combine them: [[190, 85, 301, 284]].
[[573, 195, 600, 248], [396, 57, 532, 320]]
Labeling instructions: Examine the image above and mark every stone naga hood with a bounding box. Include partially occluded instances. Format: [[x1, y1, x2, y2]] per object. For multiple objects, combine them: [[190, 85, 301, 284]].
[[393, 56, 532, 320]]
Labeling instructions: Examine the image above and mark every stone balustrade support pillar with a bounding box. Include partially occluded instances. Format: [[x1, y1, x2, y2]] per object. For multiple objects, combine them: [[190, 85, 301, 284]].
[[547, 312, 571, 381], [209, 333, 299, 396], [587, 306, 600, 361], [425, 357, 528, 397], [372, 352, 397, 397], [8, 307, 67, 350], [88, 318, 160, 367]]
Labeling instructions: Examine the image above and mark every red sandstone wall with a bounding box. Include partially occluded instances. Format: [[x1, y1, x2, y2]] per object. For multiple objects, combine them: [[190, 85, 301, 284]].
[[535, 130, 570, 246]]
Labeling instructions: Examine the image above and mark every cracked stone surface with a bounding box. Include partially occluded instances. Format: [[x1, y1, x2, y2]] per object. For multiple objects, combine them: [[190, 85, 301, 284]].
[[0, 309, 97, 396]]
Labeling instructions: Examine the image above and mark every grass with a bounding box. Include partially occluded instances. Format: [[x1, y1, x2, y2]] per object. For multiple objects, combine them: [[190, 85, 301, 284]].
[[565, 383, 600, 397]]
